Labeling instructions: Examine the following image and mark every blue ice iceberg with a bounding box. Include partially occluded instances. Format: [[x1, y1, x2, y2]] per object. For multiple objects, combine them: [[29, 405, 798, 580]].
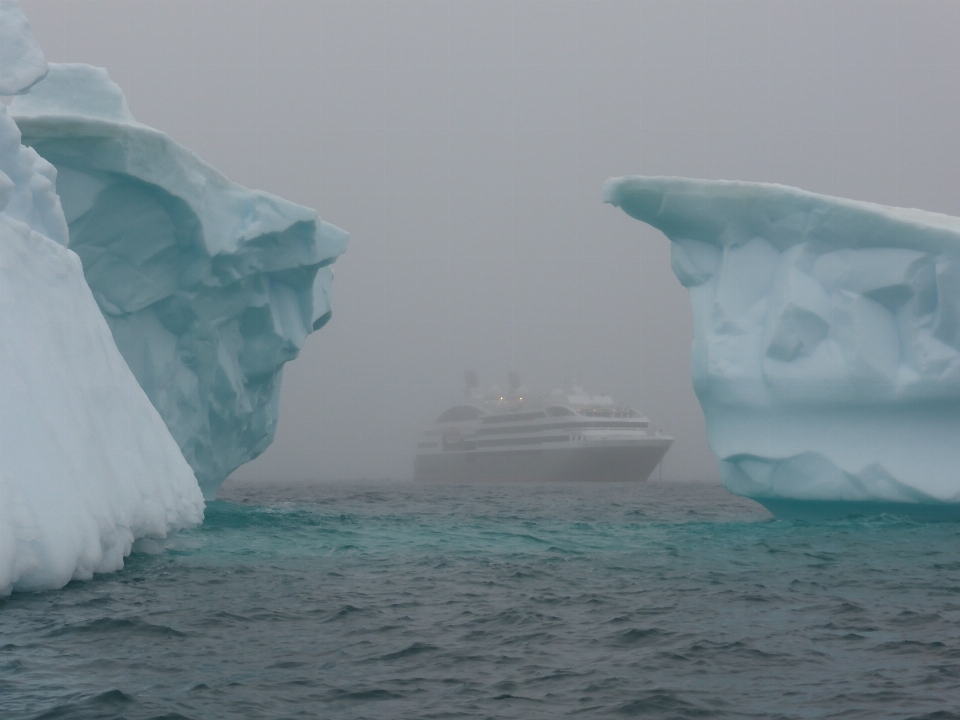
[[605, 176, 960, 519], [1, 3, 203, 594], [10, 65, 348, 498]]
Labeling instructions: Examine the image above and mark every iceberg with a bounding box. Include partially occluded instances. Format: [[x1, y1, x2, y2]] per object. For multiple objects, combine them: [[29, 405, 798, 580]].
[[604, 176, 960, 519], [10, 64, 348, 498], [1, 3, 203, 594]]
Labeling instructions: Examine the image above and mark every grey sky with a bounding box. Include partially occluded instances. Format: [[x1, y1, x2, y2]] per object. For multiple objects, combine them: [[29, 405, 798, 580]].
[[20, 0, 960, 485]]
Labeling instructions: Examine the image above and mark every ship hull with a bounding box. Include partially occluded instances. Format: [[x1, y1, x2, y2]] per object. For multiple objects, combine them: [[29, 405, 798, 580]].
[[414, 439, 673, 483]]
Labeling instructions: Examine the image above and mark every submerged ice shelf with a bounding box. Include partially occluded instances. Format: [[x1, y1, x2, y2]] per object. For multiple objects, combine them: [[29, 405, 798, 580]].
[[1, 3, 203, 594], [11, 64, 348, 498], [605, 176, 960, 519]]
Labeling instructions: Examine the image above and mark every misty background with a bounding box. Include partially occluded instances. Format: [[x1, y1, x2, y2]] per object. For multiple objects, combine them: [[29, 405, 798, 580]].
[[21, 0, 960, 485]]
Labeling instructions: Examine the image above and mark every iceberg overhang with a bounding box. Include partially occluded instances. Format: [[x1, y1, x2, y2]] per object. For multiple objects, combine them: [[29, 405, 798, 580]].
[[10, 64, 348, 498], [605, 176, 960, 519]]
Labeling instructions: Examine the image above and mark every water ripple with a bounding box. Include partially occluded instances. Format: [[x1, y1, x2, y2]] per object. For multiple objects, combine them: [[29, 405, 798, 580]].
[[1, 481, 959, 719]]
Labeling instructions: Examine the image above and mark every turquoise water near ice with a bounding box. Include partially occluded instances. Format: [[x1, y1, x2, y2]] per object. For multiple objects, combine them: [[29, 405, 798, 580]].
[[3, 481, 960, 719]]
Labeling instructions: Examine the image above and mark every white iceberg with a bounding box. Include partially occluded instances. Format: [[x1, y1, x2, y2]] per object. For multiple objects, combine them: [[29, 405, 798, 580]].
[[1, 3, 203, 594], [10, 64, 348, 498], [605, 176, 960, 519]]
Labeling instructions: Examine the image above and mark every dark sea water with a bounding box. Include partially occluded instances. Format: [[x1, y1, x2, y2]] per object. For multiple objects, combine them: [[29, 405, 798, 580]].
[[3, 480, 960, 720]]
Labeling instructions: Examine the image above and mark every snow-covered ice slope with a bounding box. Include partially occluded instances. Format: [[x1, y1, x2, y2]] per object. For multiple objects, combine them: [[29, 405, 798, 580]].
[[11, 65, 348, 498], [0, 212, 205, 594], [605, 176, 960, 519], [1, 2, 203, 594]]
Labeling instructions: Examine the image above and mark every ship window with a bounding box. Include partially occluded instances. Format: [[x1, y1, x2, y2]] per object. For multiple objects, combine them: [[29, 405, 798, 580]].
[[436, 405, 484, 423], [545, 406, 575, 417], [582, 408, 613, 417], [482, 411, 547, 423]]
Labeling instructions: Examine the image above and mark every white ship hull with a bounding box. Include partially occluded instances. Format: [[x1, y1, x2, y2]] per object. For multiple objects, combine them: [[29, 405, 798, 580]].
[[415, 437, 672, 483]]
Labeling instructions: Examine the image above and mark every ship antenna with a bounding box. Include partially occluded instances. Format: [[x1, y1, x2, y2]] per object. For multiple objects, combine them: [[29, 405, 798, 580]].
[[507, 371, 521, 397], [464, 370, 479, 398]]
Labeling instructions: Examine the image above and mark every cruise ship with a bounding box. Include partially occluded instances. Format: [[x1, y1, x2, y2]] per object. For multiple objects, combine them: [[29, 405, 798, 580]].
[[415, 373, 673, 482]]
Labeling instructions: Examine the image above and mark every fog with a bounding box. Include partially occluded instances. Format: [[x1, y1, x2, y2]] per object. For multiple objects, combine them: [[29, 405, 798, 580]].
[[21, 0, 960, 484]]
